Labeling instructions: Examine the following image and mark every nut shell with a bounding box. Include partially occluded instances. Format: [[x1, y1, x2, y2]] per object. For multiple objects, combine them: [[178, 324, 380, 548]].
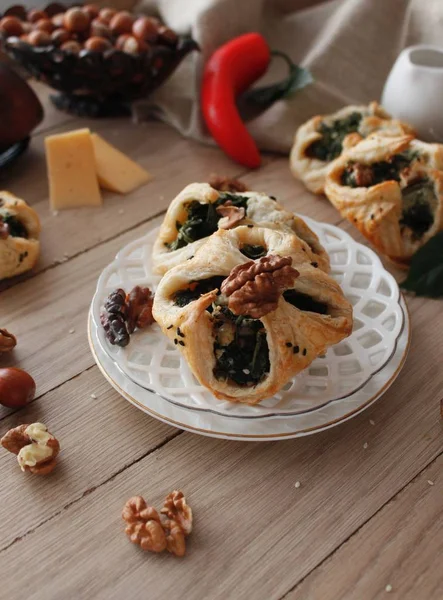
[[64, 7, 90, 33], [28, 9, 48, 23], [132, 17, 158, 43], [83, 4, 100, 19], [60, 40, 82, 54], [90, 19, 111, 39], [27, 30, 51, 46], [0, 367, 36, 408], [98, 7, 117, 25], [84, 36, 112, 53], [110, 11, 133, 35], [0, 16, 24, 37], [34, 18, 55, 34]]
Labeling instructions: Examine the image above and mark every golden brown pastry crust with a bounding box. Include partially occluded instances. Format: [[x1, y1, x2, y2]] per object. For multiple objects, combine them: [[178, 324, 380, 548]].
[[290, 102, 415, 194], [152, 183, 330, 274], [0, 191, 41, 280], [325, 134, 443, 266], [153, 226, 352, 405]]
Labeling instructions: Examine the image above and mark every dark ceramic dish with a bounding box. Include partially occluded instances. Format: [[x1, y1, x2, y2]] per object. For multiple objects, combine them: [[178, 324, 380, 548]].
[[1, 3, 199, 117]]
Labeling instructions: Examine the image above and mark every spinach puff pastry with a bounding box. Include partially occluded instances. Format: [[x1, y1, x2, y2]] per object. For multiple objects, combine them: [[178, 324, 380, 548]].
[[290, 102, 414, 194], [153, 226, 352, 405], [325, 134, 443, 267], [0, 191, 41, 280], [152, 182, 330, 274]]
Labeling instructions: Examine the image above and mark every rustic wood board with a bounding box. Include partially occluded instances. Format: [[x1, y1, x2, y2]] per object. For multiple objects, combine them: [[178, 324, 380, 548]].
[[0, 87, 442, 600]]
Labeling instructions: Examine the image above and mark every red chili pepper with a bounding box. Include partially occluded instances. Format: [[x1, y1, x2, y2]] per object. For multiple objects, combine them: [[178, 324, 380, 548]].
[[201, 33, 270, 169]]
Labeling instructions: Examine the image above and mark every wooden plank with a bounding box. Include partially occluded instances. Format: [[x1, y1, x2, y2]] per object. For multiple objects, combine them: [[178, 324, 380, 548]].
[[0, 291, 442, 598], [289, 455, 443, 600], [0, 366, 177, 551], [1, 119, 249, 290]]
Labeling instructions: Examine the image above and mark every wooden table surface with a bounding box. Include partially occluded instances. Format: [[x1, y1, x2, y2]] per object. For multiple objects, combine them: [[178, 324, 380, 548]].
[[1, 83, 442, 600]]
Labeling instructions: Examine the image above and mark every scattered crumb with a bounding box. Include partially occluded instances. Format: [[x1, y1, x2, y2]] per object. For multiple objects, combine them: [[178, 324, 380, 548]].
[[427, 480, 434, 486], [385, 584, 392, 593], [69, 328, 75, 334], [52, 211, 59, 216], [369, 419, 375, 426], [118, 209, 124, 215], [363, 442, 369, 449], [294, 481, 301, 489], [90, 393, 97, 399]]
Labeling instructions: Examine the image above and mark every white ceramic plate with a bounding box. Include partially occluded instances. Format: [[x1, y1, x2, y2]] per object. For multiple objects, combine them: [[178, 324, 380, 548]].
[[88, 299, 409, 440], [91, 219, 407, 424]]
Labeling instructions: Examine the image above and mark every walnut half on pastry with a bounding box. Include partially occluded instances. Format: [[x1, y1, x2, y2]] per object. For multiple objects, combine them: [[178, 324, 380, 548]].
[[151, 182, 330, 275], [290, 102, 415, 194], [153, 226, 352, 405], [324, 134, 443, 267], [0, 191, 41, 280]]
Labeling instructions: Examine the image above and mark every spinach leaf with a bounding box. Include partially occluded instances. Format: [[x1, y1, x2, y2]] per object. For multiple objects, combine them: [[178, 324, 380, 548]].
[[306, 112, 362, 162], [173, 276, 225, 307], [401, 231, 443, 297], [168, 194, 249, 251], [400, 179, 436, 239], [0, 211, 28, 238], [283, 290, 329, 314], [213, 308, 270, 386], [240, 244, 266, 259]]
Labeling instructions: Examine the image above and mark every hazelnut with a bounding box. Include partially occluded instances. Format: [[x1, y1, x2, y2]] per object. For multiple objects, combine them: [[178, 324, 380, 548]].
[[158, 26, 178, 47], [0, 16, 24, 37], [90, 19, 111, 39], [27, 9, 48, 23], [115, 33, 130, 50], [51, 13, 65, 29], [110, 11, 133, 35], [33, 18, 55, 34], [0, 367, 36, 408], [98, 8, 117, 25], [22, 22, 33, 34], [85, 36, 112, 53], [83, 4, 100, 19], [61, 40, 82, 55], [27, 30, 51, 46], [51, 29, 70, 46], [132, 17, 158, 43], [122, 35, 147, 55], [64, 7, 90, 33]]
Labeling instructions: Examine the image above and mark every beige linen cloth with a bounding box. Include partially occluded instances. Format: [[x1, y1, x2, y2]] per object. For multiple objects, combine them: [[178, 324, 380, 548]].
[[132, 0, 443, 154]]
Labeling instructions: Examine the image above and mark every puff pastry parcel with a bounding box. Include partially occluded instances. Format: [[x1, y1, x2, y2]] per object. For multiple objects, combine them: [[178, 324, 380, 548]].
[[152, 182, 330, 274], [325, 134, 443, 266], [290, 102, 414, 194], [0, 191, 41, 280], [153, 226, 352, 405]]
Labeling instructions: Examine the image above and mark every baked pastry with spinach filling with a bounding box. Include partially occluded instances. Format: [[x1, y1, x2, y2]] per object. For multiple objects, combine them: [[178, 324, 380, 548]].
[[153, 226, 352, 405], [0, 191, 41, 280], [290, 102, 414, 194], [152, 183, 330, 274], [325, 134, 443, 267]]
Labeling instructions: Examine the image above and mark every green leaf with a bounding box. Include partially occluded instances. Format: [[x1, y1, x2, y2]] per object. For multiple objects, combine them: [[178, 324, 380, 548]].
[[237, 52, 313, 122], [401, 231, 443, 297]]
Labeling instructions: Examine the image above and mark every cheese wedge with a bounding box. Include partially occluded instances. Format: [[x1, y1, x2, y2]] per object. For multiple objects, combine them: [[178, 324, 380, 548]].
[[91, 133, 152, 194], [45, 128, 102, 210]]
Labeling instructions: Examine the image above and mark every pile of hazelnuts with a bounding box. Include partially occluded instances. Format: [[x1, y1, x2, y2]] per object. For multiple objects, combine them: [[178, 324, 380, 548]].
[[0, 4, 178, 56]]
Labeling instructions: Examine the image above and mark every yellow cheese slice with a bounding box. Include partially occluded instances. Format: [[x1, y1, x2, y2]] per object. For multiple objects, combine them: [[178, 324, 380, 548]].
[[45, 128, 102, 210], [91, 133, 152, 194]]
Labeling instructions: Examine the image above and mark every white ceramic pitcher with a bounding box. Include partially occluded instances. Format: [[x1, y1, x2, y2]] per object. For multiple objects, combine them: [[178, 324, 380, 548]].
[[382, 45, 443, 142]]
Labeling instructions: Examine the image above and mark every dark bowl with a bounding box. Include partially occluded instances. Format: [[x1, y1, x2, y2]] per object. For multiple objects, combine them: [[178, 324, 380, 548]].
[[0, 3, 199, 117]]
